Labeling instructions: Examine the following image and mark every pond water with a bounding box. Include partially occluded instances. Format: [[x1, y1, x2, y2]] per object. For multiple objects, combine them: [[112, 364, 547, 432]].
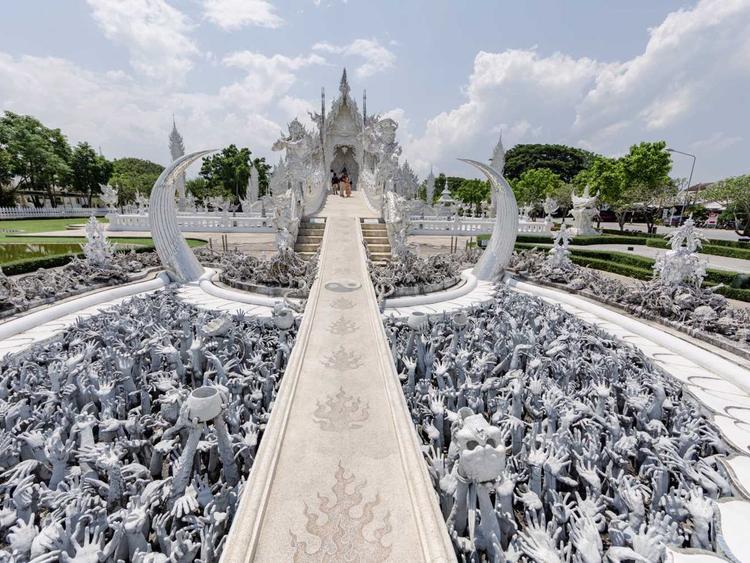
[[0, 242, 84, 264]]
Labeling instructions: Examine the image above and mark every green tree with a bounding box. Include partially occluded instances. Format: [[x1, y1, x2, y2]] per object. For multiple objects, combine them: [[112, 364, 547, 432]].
[[0, 147, 15, 206], [574, 156, 628, 229], [621, 141, 672, 196], [433, 173, 447, 202], [200, 144, 252, 203], [455, 178, 490, 215], [109, 158, 164, 205], [504, 144, 595, 183], [0, 112, 72, 207], [185, 177, 221, 204], [703, 175, 750, 236], [69, 142, 113, 207], [253, 157, 272, 197], [512, 168, 563, 208]]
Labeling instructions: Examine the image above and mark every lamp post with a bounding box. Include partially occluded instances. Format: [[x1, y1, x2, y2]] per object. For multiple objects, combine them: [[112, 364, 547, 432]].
[[666, 148, 696, 225]]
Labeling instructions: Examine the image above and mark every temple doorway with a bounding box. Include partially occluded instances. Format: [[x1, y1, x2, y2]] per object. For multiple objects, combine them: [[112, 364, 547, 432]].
[[330, 145, 359, 190]]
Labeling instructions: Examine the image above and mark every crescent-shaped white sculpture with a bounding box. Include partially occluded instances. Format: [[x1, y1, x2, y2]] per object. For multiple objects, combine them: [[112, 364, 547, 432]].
[[149, 149, 216, 282], [459, 158, 518, 281]]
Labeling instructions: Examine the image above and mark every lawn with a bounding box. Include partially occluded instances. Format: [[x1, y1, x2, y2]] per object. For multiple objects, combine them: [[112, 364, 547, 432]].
[[0, 217, 205, 267]]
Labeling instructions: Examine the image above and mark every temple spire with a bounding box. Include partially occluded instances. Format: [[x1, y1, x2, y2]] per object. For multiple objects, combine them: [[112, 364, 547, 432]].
[[169, 116, 185, 161], [339, 68, 350, 98], [363, 89, 367, 123]]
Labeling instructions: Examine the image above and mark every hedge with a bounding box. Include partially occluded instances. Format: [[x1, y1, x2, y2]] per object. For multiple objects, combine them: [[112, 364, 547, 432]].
[[513, 244, 750, 302], [645, 238, 750, 260], [1, 245, 156, 276]]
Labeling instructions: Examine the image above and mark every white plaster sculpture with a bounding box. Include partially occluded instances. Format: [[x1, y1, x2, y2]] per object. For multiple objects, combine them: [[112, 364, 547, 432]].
[[99, 184, 119, 210], [0, 289, 296, 562], [384, 191, 411, 258], [511, 248, 750, 345], [569, 186, 599, 236], [543, 197, 559, 224], [149, 150, 215, 282], [460, 135, 518, 281], [654, 217, 708, 288], [385, 286, 733, 562], [547, 223, 573, 268], [81, 216, 115, 269]]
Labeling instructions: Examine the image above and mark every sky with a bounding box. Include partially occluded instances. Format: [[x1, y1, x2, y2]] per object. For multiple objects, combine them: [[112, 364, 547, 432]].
[[1, 0, 749, 184]]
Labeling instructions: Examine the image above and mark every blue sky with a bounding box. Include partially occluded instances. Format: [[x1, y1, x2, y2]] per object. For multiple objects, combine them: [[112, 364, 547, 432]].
[[1, 0, 748, 183]]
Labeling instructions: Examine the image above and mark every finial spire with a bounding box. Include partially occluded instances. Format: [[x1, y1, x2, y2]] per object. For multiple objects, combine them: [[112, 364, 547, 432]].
[[339, 68, 350, 97], [363, 89, 367, 123]]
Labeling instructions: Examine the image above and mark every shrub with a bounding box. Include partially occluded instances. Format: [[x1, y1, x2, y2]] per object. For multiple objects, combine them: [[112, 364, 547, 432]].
[[2, 245, 156, 276]]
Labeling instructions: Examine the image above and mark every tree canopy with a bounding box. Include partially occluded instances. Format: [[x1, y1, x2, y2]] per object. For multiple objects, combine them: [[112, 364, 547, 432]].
[[69, 142, 112, 207], [504, 144, 595, 183], [704, 175, 750, 236], [455, 178, 490, 214], [109, 158, 164, 205], [512, 168, 563, 207], [199, 145, 252, 203], [0, 112, 72, 206]]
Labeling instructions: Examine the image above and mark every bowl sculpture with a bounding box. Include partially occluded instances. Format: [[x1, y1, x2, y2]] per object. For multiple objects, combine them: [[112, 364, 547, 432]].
[[187, 386, 225, 422]]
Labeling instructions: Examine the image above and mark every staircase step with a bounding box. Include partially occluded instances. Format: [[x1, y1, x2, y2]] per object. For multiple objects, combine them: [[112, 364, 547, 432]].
[[365, 244, 391, 253], [296, 236, 323, 244], [294, 243, 320, 253], [363, 236, 389, 244], [369, 252, 392, 262]]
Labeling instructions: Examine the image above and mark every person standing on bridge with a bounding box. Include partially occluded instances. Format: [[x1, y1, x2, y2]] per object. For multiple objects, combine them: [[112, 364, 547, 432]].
[[330, 169, 339, 196]]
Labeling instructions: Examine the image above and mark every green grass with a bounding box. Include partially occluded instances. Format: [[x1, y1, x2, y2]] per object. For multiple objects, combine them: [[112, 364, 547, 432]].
[[0, 217, 109, 241]]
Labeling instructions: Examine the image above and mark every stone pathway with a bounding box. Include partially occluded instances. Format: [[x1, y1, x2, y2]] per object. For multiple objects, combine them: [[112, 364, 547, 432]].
[[223, 192, 454, 562]]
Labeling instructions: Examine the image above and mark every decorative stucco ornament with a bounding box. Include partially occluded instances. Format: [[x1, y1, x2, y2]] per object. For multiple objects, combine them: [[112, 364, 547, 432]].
[[99, 184, 119, 209], [569, 185, 599, 235], [547, 223, 573, 268], [81, 216, 115, 269], [149, 149, 215, 282], [654, 217, 708, 288], [460, 135, 518, 281], [543, 197, 559, 223]]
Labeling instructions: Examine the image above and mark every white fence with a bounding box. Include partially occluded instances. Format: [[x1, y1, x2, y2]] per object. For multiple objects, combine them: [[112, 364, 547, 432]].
[[0, 206, 108, 219], [107, 212, 275, 233], [409, 216, 553, 236]]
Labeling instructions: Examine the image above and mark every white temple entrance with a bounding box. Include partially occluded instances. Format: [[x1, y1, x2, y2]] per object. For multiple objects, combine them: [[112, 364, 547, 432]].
[[330, 145, 359, 190]]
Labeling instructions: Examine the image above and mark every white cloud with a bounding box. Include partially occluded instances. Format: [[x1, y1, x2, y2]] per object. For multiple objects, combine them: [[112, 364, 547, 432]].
[[221, 51, 326, 107], [86, 0, 197, 85], [203, 0, 284, 30], [0, 51, 285, 165], [313, 38, 395, 77], [403, 0, 750, 181], [690, 132, 743, 153]]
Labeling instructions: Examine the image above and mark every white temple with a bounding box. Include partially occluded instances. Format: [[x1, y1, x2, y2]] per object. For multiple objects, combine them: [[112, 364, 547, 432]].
[[270, 69, 415, 215]]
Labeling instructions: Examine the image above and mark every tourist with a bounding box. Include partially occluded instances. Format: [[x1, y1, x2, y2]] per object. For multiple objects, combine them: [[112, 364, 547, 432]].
[[330, 169, 339, 195]]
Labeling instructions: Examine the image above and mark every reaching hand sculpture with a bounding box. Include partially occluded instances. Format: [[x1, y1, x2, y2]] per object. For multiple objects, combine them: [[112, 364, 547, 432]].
[[387, 285, 733, 561], [0, 289, 297, 562]]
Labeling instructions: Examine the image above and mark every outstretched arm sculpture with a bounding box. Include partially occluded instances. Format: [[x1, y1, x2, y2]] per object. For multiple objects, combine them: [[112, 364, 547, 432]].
[[459, 145, 518, 281], [149, 150, 215, 282]]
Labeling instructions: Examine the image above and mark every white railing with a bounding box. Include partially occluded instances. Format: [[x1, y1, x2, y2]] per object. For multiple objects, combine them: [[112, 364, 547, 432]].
[[0, 206, 108, 219], [107, 212, 274, 233], [409, 217, 552, 236]]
